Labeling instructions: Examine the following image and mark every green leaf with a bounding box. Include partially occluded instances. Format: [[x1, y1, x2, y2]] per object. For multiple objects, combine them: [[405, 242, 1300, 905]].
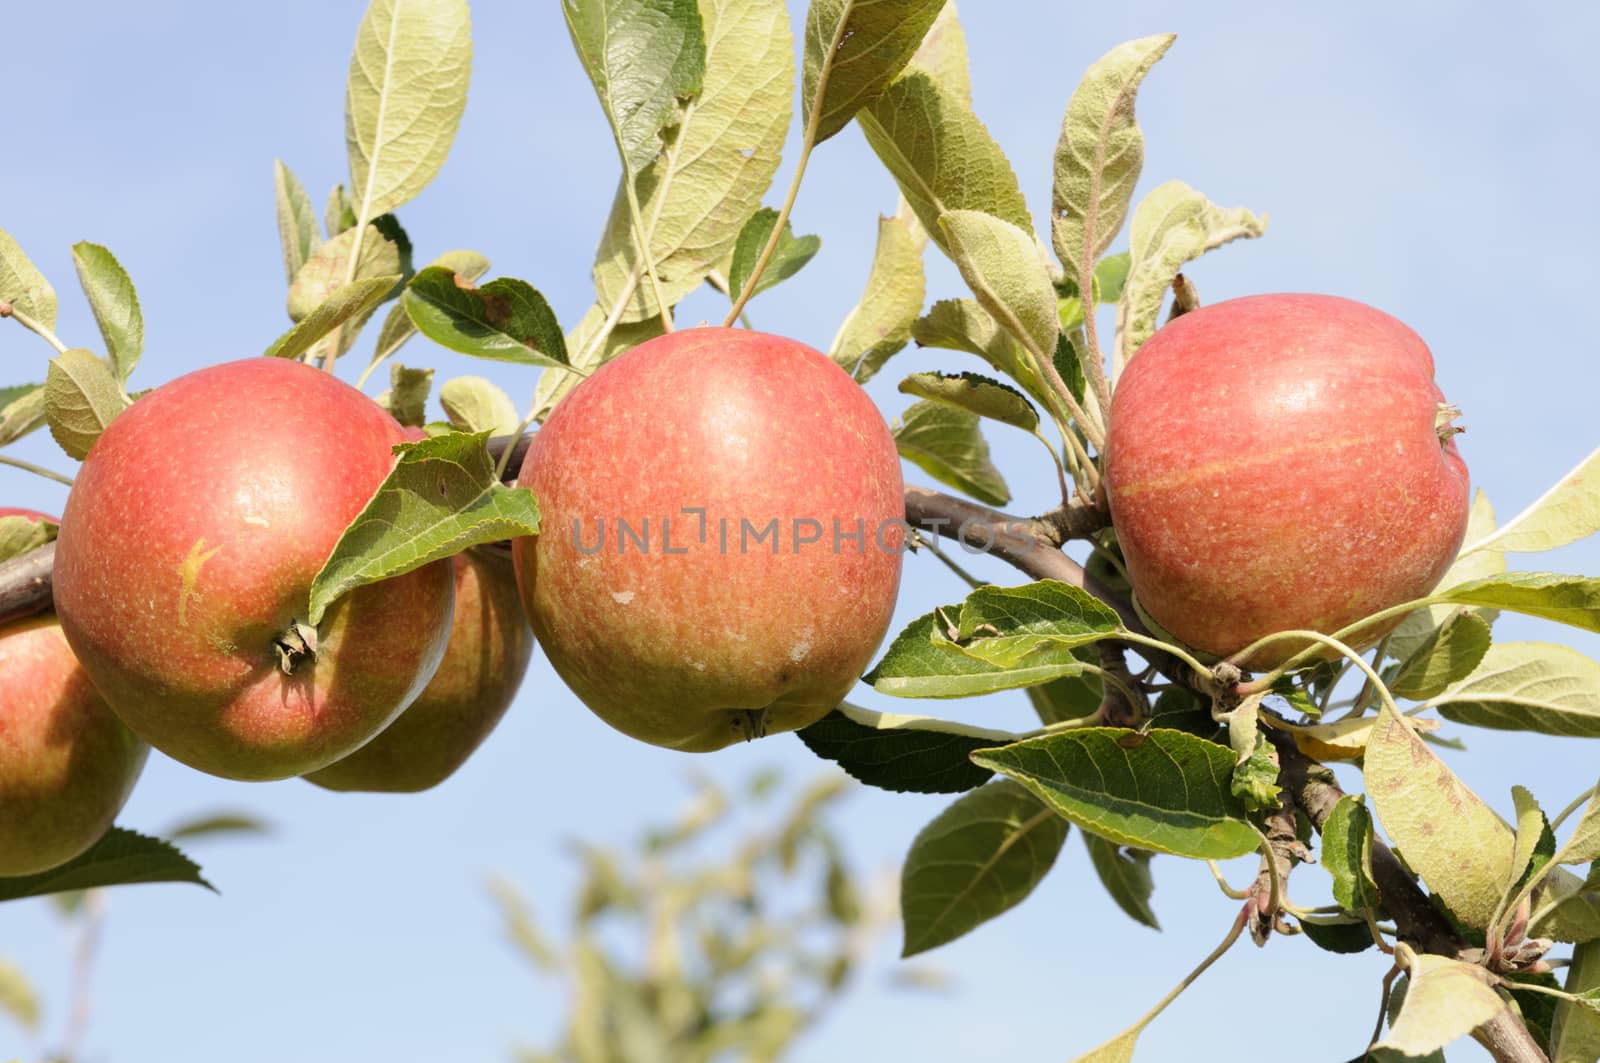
[[0, 828, 212, 901], [0, 958, 38, 1032], [439, 375, 520, 436], [70, 241, 143, 384], [531, 302, 663, 419], [951, 579, 1123, 669], [0, 226, 57, 330], [0, 513, 57, 565], [857, 71, 1031, 258], [367, 248, 490, 374], [274, 159, 323, 284], [1299, 917, 1375, 955], [590, 0, 792, 321], [898, 371, 1037, 432], [911, 297, 1052, 407], [1231, 731, 1281, 813], [1114, 179, 1266, 368], [377, 363, 433, 427], [1554, 782, 1600, 868], [1553, 939, 1600, 1063], [1094, 251, 1131, 303], [904, 0, 969, 104], [0, 383, 45, 447], [264, 274, 401, 361], [795, 703, 1004, 794], [308, 431, 541, 624], [899, 778, 1068, 956], [1323, 794, 1379, 912], [829, 213, 925, 381], [1533, 864, 1600, 944], [1364, 707, 1514, 928], [1025, 662, 1103, 725], [402, 267, 568, 368], [893, 399, 1007, 506], [1373, 947, 1508, 1057], [1049, 35, 1174, 301], [1430, 641, 1600, 737], [564, 0, 705, 174], [1389, 610, 1492, 701], [1068, 1027, 1139, 1063], [728, 207, 821, 300], [326, 183, 357, 237], [45, 348, 129, 460], [1464, 446, 1600, 556], [803, 0, 947, 145], [866, 606, 1091, 698], [1389, 490, 1504, 661], [971, 728, 1260, 860], [1502, 785, 1558, 920], [939, 209, 1060, 367], [345, 0, 472, 221], [286, 221, 405, 325], [164, 812, 272, 842], [1083, 833, 1159, 929], [1431, 571, 1600, 634]]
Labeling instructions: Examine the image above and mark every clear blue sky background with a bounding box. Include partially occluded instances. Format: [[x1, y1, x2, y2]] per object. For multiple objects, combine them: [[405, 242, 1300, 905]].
[[3, 3, 1598, 1061]]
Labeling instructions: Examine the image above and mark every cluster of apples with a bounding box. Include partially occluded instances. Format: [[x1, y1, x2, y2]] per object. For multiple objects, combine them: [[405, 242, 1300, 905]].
[[0, 294, 1471, 878]]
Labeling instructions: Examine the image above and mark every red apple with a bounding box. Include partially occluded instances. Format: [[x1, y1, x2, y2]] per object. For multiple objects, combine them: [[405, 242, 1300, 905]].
[[0, 509, 148, 876], [514, 327, 904, 752], [1104, 293, 1470, 668], [52, 358, 455, 781], [306, 545, 532, 792]]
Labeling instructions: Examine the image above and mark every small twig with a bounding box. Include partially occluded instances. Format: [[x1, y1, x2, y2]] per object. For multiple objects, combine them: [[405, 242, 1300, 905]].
[[0, 453, 74, 486]]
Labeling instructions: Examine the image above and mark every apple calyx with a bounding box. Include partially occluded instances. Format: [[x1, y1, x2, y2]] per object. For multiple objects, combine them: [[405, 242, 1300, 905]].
[[1435, 401, 1465, 443], [734, 707, 769, 743], [272, 620, 320, 675]]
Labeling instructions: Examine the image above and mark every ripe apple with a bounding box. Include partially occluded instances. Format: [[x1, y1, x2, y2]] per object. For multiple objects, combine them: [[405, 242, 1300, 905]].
[[0, 509, 149, 876], [52, 358, 455, 781], [306, 544, 532, 792], [514, 327, 904, 752], [1104, 293, 1471, 668]]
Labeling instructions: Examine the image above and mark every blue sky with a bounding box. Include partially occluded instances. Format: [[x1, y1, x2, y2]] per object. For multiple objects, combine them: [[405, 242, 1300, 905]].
[[3, 2, 1598, 1061]]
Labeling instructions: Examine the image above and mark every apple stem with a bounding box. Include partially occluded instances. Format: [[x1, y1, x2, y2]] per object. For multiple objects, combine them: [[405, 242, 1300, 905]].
[[1435, 401, 1465, 443], [1, 301, 72, 355]]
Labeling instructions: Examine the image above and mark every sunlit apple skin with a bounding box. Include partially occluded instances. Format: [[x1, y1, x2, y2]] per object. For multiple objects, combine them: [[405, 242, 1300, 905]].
[[0, 509, 148, 876], [514, 327, 904, 752], [306, 546, 532, 792], [51, 358, 455, 781], [1105, 294, 1471, 668]]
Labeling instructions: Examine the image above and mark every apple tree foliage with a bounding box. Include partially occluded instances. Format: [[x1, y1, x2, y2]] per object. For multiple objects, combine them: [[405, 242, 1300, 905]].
[[2, 1, 1600, 1061]]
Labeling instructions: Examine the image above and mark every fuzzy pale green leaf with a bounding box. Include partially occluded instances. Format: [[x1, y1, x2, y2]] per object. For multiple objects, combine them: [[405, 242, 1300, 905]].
[[402, 266, 568, 367], [1115, 179, 1266, 368], [326, 183, 356, 237], [728, 207, 821, 301], [0, 513, 56, 566], [308, 430, 540, 624], [951, 579, 1122, 669], [829, 213, 924, 381], [1464, 447, 1600, 557], [898, 371, 1036, 432], [0, 828, 212, 901], [532, 302, 663, 418], [858, 72, 1030, 258], [44, 348, 128, 460], [0, 226, 56, 330], [1553, 939, 1600, 1063], [345, 0, 472, 221], [564, 0, 705, 174], [273, 159, 322, 285], [264, 274, 400, 361], [900, 778, 1068, 956], [379, 363, 433, 427], [939, 209, 1060, 367], [1389, 610, 1492, 701], [440, 375, 519, 436], [287, 222, 404, 323], [70, 241, 143, 384], [590, 0, 792, 321], [368, 249, 490, 374], [893, 399, 1007, 506], [1364, 707, 1514, 928], [865, 606, 1089, 698], [1430, 571, 1600, 634], [1430, 641, 1600, 738], [1374, 949, 1507, 1056], [1503, 786, 1557, 921], [911, 297, 1051, 407], [1050, 34, 1173, 297], [0, 383, 45, 447], [904, 0, 969, 104], [972, 728, 1260, 860], [1389, 490, 1503, 660], [803, 0, 947, 145], [1553, 783, 1600, 869], [794, 703, 1004, 794]]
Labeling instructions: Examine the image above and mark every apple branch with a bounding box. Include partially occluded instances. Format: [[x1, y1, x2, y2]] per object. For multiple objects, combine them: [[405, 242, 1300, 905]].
[[0, 540, 54, 624]]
